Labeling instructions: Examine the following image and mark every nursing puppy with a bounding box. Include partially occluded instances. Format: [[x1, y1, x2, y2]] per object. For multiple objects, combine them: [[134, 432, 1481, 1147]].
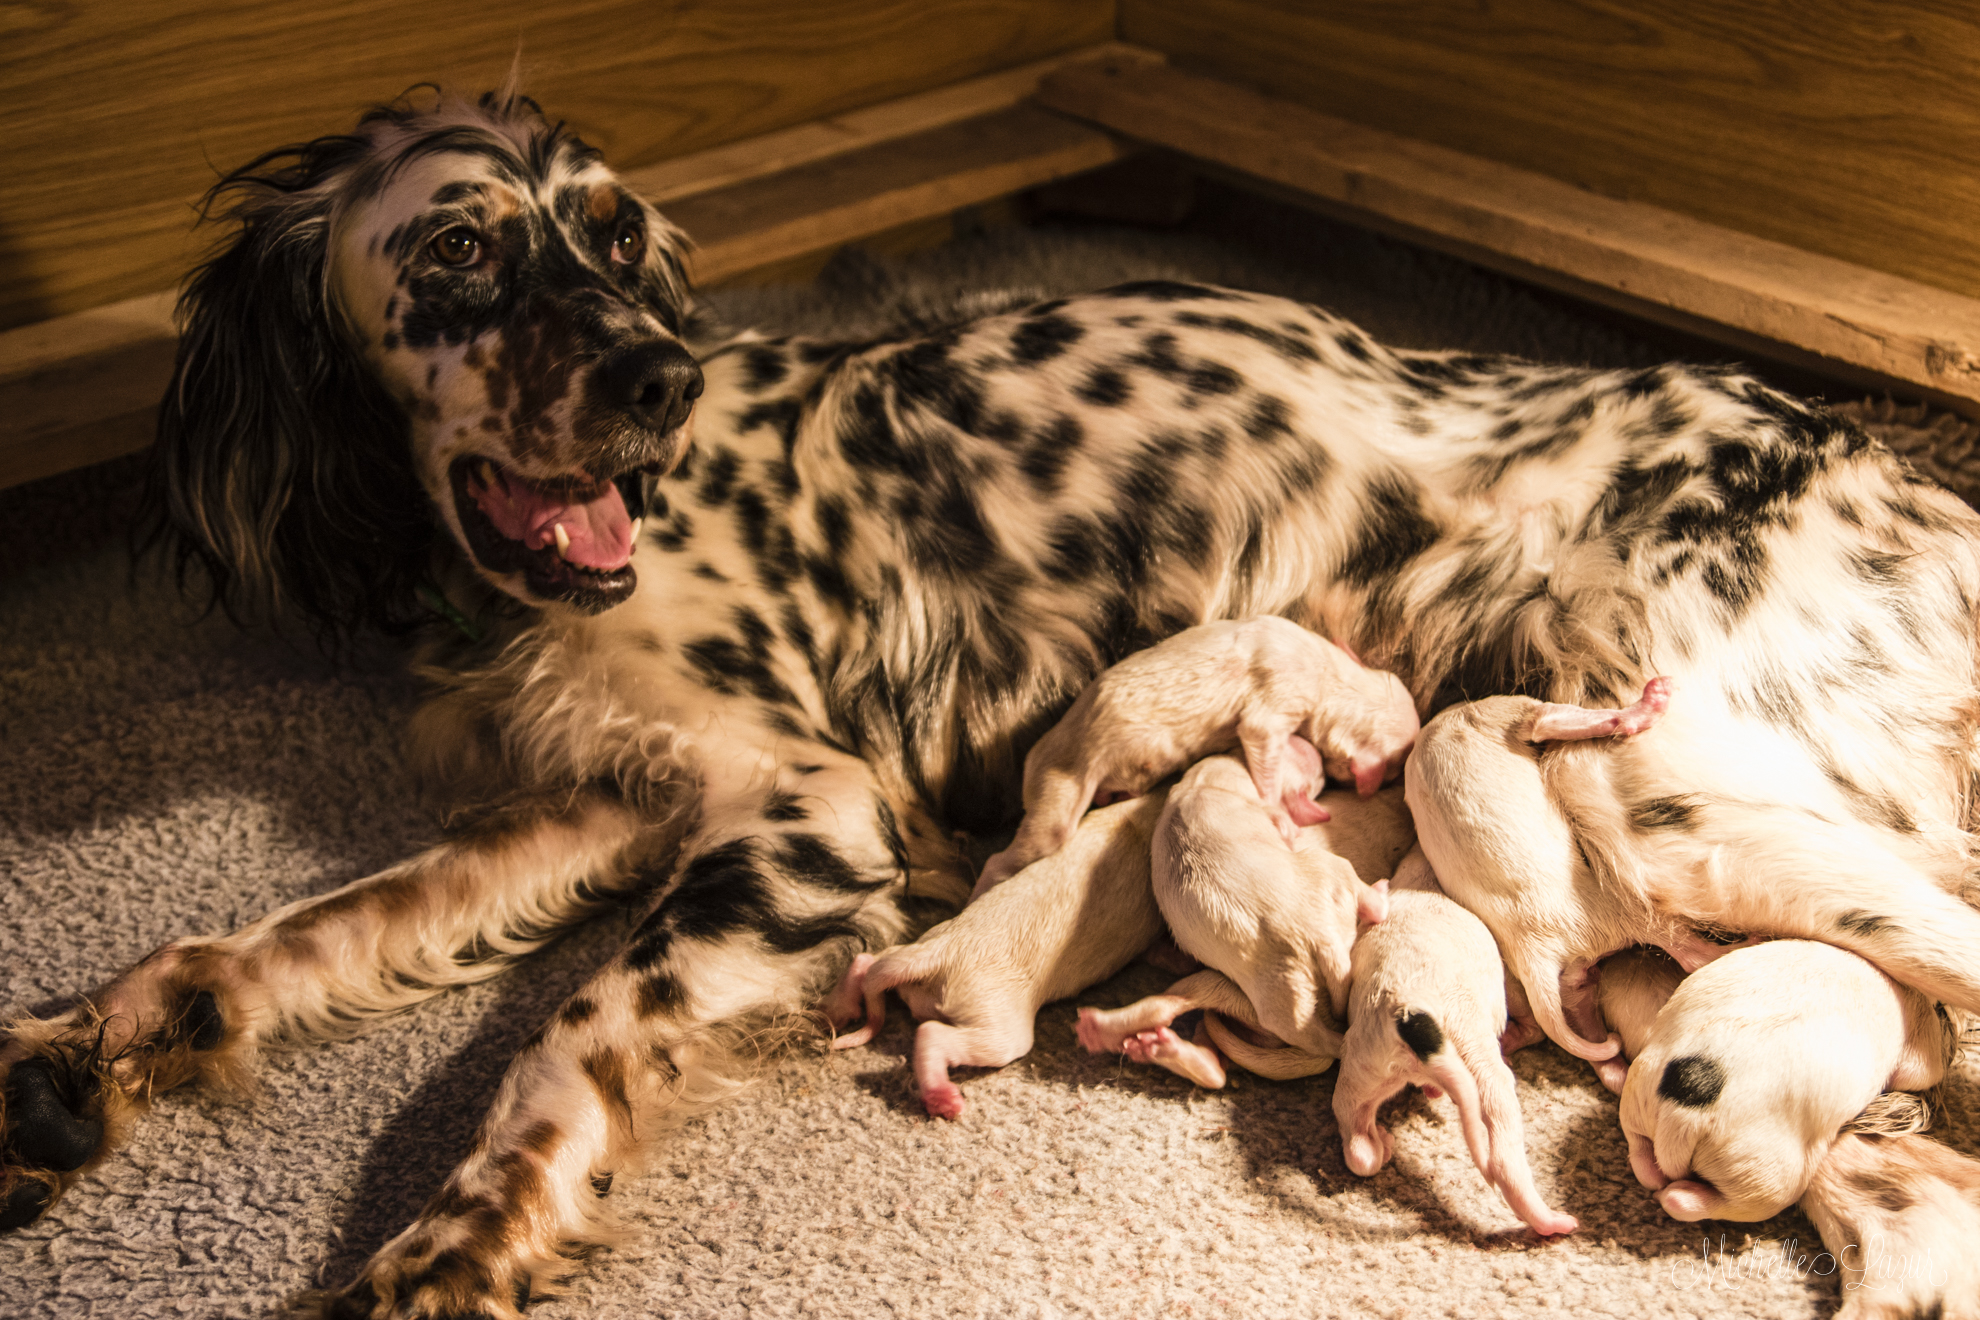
[[975, 616, 1418, 896], [827, 792, 1167, 1119], [1590, 946, 1687, 1092], [1617, 939, 1952, 1222], [1332, 848, 1578, 1237], [1410, 671, 1980, 1093], [1077, 755, 1399, 1081]]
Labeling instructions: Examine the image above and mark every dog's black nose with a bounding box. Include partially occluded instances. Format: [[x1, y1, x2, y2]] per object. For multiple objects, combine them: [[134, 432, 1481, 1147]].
[[597, 341, 703, 433]]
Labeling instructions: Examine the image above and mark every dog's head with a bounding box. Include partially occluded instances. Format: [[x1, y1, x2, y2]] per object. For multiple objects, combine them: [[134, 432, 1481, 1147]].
[[145, 85, 699, 636]]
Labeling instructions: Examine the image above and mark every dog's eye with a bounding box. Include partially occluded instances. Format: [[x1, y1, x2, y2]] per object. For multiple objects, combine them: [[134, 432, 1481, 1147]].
[[432, 227, 482, 268], [611, 222, 645, 266]]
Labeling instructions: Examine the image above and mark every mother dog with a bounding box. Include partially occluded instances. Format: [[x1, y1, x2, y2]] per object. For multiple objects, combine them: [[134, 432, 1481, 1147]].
[[4, 84, 1980, 1319]]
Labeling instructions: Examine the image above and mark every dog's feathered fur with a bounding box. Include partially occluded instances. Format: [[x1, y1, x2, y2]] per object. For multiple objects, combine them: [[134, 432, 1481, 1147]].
[[4, 85, 1980, 1318]]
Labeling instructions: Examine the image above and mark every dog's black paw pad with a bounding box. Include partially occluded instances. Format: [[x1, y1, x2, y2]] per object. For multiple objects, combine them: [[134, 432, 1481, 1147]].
[[0, 1177, 52, 1231], [185, 990, 225, 1051], [5, 1060, 104, 1172]]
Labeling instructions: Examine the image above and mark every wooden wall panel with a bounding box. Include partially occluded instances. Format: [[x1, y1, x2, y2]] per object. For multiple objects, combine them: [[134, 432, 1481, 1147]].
[[1120, 0, 1980, 301], [0, 0, 1112, 330]]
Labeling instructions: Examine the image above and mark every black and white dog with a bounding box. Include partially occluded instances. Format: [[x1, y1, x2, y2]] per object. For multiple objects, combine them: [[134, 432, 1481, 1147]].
[[6, 84, 1980, 1320]]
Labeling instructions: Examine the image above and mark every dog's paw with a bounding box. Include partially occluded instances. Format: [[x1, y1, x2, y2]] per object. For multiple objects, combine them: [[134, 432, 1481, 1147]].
[[0, 1040, 107, 1231]]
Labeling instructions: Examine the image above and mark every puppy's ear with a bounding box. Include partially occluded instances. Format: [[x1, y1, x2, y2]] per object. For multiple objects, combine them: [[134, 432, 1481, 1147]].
[[140, 134, 432, 644]]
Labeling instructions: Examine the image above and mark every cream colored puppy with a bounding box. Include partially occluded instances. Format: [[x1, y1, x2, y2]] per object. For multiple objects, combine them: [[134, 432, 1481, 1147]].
[[975, 616, 1418, 896], [1332, 848, 1577, 1237], [826, 792, 1167, 1119], [1618, 939, 1952, 1222], [1076, 755, 1396, 1079]]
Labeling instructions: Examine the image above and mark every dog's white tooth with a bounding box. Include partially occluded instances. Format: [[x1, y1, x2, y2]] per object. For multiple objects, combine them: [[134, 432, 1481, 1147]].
[[554, 523, 571, 557], [479, 459, 496, 486], [629, 517, 642, 542]]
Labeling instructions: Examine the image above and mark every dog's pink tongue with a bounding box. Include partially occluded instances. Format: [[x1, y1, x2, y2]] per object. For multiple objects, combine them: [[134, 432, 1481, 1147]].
[[472, 468, 635, 570]]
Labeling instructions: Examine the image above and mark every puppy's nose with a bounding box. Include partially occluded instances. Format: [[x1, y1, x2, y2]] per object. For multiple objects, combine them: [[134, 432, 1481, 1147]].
[[598, 341, 703, 433]]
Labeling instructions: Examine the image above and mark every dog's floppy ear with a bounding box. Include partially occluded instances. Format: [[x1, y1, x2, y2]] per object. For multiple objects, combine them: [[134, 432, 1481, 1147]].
[[140, 132, 434, 643]]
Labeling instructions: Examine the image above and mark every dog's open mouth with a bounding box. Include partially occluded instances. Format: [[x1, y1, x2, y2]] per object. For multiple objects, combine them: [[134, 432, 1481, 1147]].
[[449, 458, 652, 611]]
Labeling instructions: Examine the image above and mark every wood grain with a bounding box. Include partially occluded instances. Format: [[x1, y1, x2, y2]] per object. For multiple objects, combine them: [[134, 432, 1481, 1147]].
[[1120, 0, 1980, 301], [1036, 58, 1980, 413], [678, 105, 1121, 284], [0, 0, 1111, 330]]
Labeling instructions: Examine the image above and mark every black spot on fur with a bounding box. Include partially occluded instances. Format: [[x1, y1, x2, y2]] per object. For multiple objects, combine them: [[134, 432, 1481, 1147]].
[[1173, 311, 1320, 364], [636, 973, 685, 1017], [1243, 395, 1294, 443], [762, 789, 809, 822], [889, 338, 983, 434], [1630, 795, 1702, 830], [184, 990, 224, 1051], [1657, 1056, 1726, 1108], [623, 918, 672, 974], [590, 1171, 614, 1197], [1010, 313, 1084, 363], [4, 1059, 104, 1172], [1076, 365, 1132, 407], [561, 997, 598, 1025], [1340, 475, 1439, 587], [1396, 1011, 1444, 1061], [696, 447, 742, 507], [658, 839, 772, 941], [772, 833, 887, 893], [682, 619, 795, 706], [1186, 361, 1242, 397], [1837, 910, 1891, 937], [1021, 415, 1082, 494], [741, 344, 789, 392]]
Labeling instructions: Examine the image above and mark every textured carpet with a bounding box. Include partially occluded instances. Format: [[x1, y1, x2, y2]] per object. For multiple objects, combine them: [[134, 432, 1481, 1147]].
[[4, 184, 1977, 1320]]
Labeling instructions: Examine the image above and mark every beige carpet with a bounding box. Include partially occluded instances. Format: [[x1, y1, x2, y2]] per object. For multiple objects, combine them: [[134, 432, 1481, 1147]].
[[3, 186, 1976, 1319]]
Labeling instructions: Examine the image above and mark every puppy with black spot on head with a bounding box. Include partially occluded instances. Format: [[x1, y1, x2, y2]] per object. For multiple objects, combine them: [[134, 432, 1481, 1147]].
[[1604, 939, 1953, 1223], [974, 616, 1418, 898], [1600, 947, 1980, 1316], [1332, 847, 1578, 1237]]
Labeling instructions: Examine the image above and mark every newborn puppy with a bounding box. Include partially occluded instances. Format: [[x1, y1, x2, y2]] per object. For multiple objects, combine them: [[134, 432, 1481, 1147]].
[[1332, 848, 1578, 1237], [1078, 760, 1399, 1080], [1587, 946, 1688, 1092], [975, 616, 1418, 896], [1619, 939, 1953, 1222], [826, 792, 1166, 1119], [1800, 1121, 1980, 1320]]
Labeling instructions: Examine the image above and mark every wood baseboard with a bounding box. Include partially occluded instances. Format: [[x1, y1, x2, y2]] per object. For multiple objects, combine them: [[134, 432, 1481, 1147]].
[[19, 39, 1980, 494], [0, 44, 1145, 493], [1036, 54, 1980, 419]]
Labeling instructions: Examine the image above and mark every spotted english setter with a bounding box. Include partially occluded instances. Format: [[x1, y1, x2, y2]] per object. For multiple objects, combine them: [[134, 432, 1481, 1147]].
[[6, 83, 1980, 1319]]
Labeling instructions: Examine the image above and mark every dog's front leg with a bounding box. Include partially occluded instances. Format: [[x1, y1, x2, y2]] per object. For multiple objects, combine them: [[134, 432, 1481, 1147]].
[[325, 751, 966, 1320], [0, 790, 654, 1231]]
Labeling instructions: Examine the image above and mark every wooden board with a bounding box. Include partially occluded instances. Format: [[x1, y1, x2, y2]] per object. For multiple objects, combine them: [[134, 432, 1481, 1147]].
[[0, 0, 1112, 332], [1120, 0, 1980, 302], [0, 73, 1128, 491], [1036, 56, 1980, 416]]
